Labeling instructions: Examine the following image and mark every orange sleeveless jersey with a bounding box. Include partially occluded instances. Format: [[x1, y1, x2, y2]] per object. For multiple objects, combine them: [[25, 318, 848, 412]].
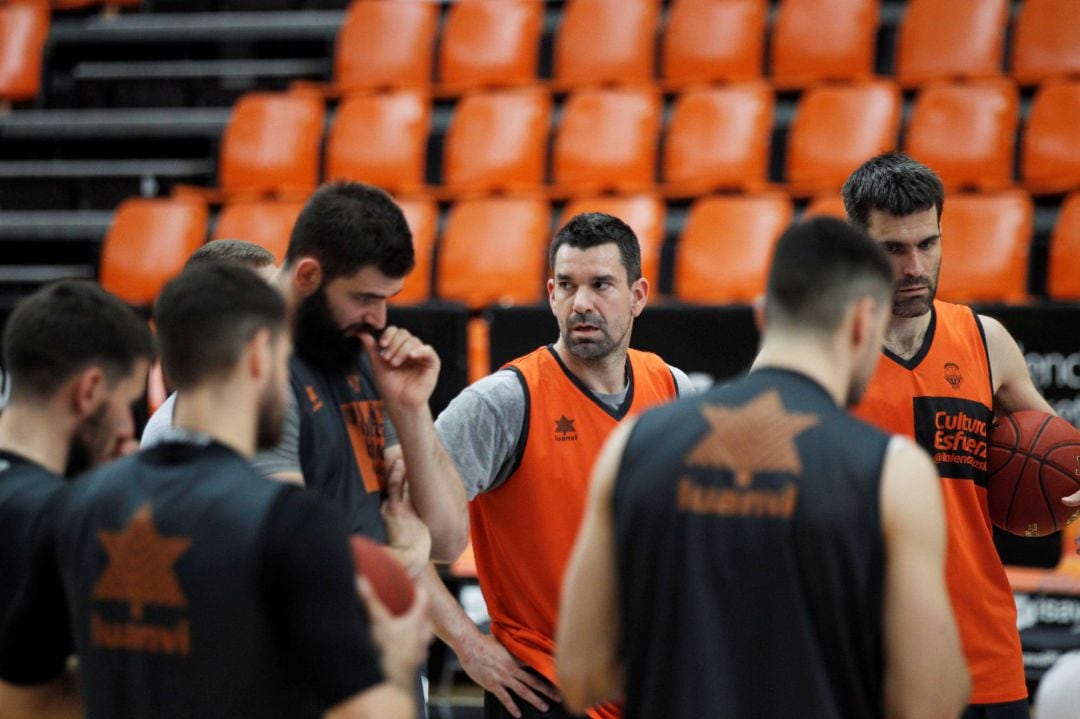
[[470, 346, 678, 719], [855, 301, 1026, 704]]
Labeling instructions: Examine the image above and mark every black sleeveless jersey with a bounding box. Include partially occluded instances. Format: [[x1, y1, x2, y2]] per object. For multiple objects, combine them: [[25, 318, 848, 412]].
[[52, 439, 381, 718], [0, 450, 64, 632], [291, 353, 388, 539], [614, 368, 891, 719]]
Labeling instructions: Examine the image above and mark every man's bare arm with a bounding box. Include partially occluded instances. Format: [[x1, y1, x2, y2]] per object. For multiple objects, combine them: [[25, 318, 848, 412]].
[[0, 675, 82, 719]]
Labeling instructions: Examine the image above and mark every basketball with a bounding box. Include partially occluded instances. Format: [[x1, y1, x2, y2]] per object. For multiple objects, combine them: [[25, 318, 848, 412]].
[[988, 411, 1080, 537], [349, 534, 416, 616]]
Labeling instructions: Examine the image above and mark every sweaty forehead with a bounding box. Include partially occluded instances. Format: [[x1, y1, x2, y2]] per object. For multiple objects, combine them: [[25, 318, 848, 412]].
[[865, 207, 940, 244], [552, 243, 626, 279], [328, 265, 403, 296]]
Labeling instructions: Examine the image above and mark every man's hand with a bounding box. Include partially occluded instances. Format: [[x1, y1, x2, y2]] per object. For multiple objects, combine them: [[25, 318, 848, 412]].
[[381, 457, 431, 577], [360, 327, 439, 411], [358, 577, 432, 691], [456, 631, 561, 718]]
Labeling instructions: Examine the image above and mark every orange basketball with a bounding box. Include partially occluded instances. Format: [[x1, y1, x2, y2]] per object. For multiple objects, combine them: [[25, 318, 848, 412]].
[[987, 411, 1080, 537], [349, 534, 416, 616]]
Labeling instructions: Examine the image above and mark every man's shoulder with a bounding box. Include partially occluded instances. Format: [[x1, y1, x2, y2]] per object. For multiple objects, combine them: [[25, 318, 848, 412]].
[[0, 454, 65, 510]]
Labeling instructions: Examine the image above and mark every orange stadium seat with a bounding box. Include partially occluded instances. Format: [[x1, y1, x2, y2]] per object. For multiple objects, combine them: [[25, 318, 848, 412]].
[[443, 89, 551, 196], [1022, 80, 1080, 195], [903, 80, 1018, 192], [333, 0, 437, 93], [209, 92, 325, 202], [895, 0, 1008, 88], [803, 194, 847, 220], [1011, 0, 1080, 86], [786, 80, 901, 197], [770, 0, 877, 89], [0, 1, 49, 103], [100, 199, 209, 307], [662, 83, 773, 195], [212, 200, 305, 263], [661, 0, 766, 88], [675, 194, 793, 303], [552, 87, 661, 195], [560, 195, 666, 291], [554, 0, 659, 89], [1048, 192, 1080, 300], [438, 0, 543, 94], [324, 91, 429, 196], [936, 191, 1032, 304], [393, 197, 439, 304], [437, 198, 551, 309]]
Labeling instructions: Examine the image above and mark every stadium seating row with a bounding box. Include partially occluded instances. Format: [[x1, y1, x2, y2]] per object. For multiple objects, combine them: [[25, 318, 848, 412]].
[[99, 189, 1080, 312]]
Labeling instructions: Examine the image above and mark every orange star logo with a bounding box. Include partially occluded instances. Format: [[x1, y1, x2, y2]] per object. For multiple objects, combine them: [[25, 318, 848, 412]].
[[93, 504, 192, 621], [685, 390, 820, 488]]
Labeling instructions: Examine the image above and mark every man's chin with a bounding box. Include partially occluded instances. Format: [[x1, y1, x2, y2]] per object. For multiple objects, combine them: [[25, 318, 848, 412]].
[[891, 297, 933, 319]]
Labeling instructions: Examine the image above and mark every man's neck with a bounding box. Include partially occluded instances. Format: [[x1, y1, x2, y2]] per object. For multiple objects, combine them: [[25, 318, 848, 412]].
[[552, 339, 628, 396], [884, 310, 933, 361], [0, 402, 71, 475], [171, 386, 258, 459], [752, 336, 848, 407]]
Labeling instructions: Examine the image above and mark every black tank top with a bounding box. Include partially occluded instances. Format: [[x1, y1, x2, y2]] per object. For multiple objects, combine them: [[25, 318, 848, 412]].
[[614, 368, 891, 719]]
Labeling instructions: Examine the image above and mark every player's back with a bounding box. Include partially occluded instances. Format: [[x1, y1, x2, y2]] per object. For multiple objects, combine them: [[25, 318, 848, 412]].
[[613, 368, 891, 719], [54, 439, 320, 719]]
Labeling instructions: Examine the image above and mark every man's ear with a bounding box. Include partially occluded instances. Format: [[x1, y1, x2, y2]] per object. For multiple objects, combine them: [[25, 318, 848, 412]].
[[70, 366, 106, 420], [630, 276, 649, 318], [291, 258, 322, 299], [849, 296, 877, 352], [246, 328, 273, 384]]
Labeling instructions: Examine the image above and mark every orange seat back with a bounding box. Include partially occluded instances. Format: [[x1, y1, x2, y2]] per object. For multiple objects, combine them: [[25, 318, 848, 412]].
[[560, 195, 666, 291], [444, 89, 551, 195], [393, 197, 439, 305], [553, 88, 661, 194], [213, 200, 305, 263], [662, 0, 765, 87], [770, 0, 877, 89], [0, 1, 49, 102], [1022, 80, 1080, 195], [675, 194, 793, 303], [1048, 192, 1080, 300], [439, 0, 543, 92], [896, 0, 1008, 88], [1012, 0, 1080, 86], [803, 194, 847, 220], [554, 0, 659, 88], [937, 191, 1032, 304], [335, 0, 437, 93], [220, 92, 325, 200], [325, 91, 429, 195], [101, 199, 209, 306], [904, 80, 1018, 191], [787, 80, 901, 197], [438, 198, 551, 309], [663, 82, 773, 193]]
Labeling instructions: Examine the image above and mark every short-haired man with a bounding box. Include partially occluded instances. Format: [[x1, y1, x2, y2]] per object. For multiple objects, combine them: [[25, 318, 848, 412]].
[[0, 264, 430, 718], [428, 213, 693, 719], [256, 182, 467, 574], [0, 280, 154, 714], [558, 217, 969, 719], [843, 153, 1062, 718]]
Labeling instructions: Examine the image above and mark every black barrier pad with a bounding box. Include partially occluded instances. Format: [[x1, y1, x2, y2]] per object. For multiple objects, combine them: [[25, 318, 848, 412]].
[[387, 302, 469, 418]]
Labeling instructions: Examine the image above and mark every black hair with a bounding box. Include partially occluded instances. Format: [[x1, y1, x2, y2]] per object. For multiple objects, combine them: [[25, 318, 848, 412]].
[[841, 152, 945, 231], [550, 212, 642, 283], [185, 240, 276, 271], [2, 280, 156, 402], [154, 264, 287, 391], [284, 181, 414, 281], [766, 217, 893, 331]]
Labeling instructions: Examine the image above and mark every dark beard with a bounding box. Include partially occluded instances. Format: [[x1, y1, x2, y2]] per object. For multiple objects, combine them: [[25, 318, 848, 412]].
[[65, 437, 93, 479], [294, 287, 363, 374]]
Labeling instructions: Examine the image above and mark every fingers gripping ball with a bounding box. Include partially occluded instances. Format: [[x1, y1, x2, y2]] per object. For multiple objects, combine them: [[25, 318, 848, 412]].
[[350, 534, 416, 616], [988, 411, 1080, 537]]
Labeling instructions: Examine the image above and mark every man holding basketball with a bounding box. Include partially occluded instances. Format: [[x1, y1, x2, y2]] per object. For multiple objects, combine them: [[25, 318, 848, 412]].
[[842, 153, 1061, 719], [557, 217, 969, 718], [426, 214, 693, 719]]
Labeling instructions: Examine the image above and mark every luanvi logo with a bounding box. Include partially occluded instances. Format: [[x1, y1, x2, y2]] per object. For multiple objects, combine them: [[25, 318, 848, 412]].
[[554, 415, 577, 442], [913, 397, 992, 483]]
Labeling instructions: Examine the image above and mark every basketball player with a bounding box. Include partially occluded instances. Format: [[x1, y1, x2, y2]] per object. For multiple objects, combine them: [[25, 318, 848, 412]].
[[427, 213, 694, 719], [843, 153, 1059, 718], [0, 264, 430, 718], [253, 182, 467, 572], [557, 217, 969, 719], [141, 239, 276, 448], [0, 280, 154, 715]]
